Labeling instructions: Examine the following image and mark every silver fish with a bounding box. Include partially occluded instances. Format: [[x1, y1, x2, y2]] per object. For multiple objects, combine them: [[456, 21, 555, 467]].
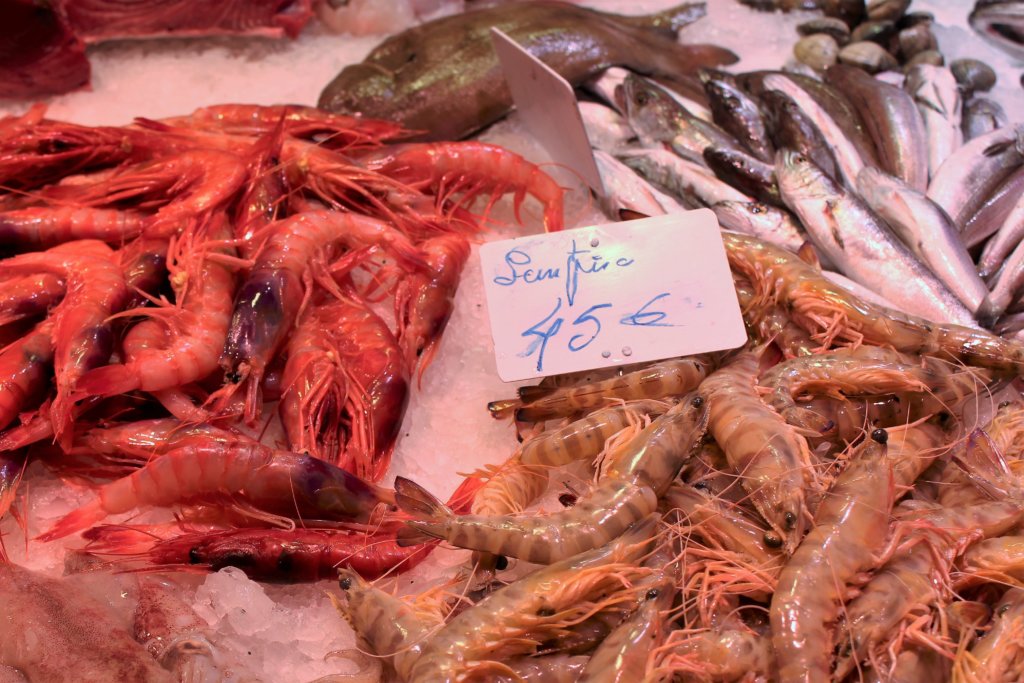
[[579, 101, 635, 152], [969, 0, 1024, 60], [962, 97, 1008, 141], [777, 150, 976, 326], [856, 167, 991, 316], [618, 148, 751, 207], [702, 73, 775, 162], [593, 149, 688, 219], [620, 73, 740, 165], [825, 64, 928, 190], [978, 193, 1024, 280], [962, 165, 1024, 247], [988, 236, 1024, 317], [763, 73, 867, 187], [926, 124, 1024, 229], [904, 64, 963, 180], [711, 200, 809, 255]]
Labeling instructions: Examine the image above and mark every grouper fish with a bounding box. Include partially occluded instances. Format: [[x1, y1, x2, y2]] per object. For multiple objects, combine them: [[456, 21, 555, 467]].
[[317, 2, 737, 141]]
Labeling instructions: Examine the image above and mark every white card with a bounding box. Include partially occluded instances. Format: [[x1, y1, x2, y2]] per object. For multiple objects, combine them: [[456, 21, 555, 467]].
[[490, 27, 605, 196], [480, 210, 747, 382]]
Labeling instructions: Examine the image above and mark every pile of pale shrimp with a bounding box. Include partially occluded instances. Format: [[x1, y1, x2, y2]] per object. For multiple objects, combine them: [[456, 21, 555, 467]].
[[0, 102, 566, 587], [329, 232, 1024, 681]]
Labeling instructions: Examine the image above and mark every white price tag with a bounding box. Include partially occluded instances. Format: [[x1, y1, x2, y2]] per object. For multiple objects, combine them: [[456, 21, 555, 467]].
[[490, 27, 605, 196], [480, 210, 747, 382]]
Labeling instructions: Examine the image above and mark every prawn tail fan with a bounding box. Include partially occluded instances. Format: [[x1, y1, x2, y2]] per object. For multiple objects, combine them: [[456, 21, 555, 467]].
[[73, 364, 141, 400], [394, 476, 452, 547], [36, 500, 106, 542]]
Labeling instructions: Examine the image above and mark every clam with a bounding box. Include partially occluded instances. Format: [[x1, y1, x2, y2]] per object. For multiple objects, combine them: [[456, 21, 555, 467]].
[[794, 34, 840, 71], [904, 49, 944, 68], [796, 17, 850, 46], [897, 23, 938, 59], [838, 41, 899, 73], [851, 20, 896, 45], [898, 11, 934, 28], [866, 0, 910, 22], [951, 58, 997, 94]]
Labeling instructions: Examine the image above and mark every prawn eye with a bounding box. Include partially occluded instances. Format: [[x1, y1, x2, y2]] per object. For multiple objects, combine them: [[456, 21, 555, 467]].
[[537, 607, 555, 617], [559, 492, 578, 507], [784, 511, 797, 529], [225, 369, 242, 384], [188, 547, 202, 564], [495, 555, 509, 571], [645, 588, 660, 600], [998, 603, 1012, 616], [694, 481, 710, 491], [871, 428, 888, 444], [339, 577, 353, 590], [763, 533, 783, 548], [999, 401, 1012, 409], [277, 552, 294, 572], [691, 395, 705, 408]]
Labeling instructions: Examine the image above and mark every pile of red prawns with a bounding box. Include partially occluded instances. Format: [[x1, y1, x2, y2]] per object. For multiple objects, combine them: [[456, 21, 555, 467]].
[[0, 102, 564, 581]]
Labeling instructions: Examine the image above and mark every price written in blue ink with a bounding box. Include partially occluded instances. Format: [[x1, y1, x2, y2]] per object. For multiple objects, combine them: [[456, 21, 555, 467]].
[[479, 212, 747, 382]]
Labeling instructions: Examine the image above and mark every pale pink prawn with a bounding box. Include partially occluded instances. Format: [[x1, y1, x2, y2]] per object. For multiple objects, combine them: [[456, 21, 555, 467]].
[[38, 440, 396, 541], [0, 240, 127, 447], [359, 141, 566, 232], [0, 207, 146, 250], [393, 232, 470, 377], [40, 149, 248, 239], [216, 210, 423, 424], [74, 216, 237, 399]]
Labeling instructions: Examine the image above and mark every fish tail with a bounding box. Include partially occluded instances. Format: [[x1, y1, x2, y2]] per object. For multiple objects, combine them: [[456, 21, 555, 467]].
[[37, 500, 107, 542], [619, 2, 707, 37], [394, 476, 454, 547]]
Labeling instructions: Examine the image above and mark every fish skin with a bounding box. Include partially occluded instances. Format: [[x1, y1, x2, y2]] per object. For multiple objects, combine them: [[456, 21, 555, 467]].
[[988, 237, 1024, 317], [759, 73, 870, 188], [776, 149, 976, 326], [903, 64, 963, 180], [317, 2, 736, 141], [825, 65, 928, 191], [702, 73, 775, 162], [979, 193, 1024, 281], [618, 148, 750, 207], [761, 88, 839, 182], [969, 0, 1024, 60], [703, 146, 782, 206], [621, 74, 742, 164], [962, 166, 1024, 248], [856, 166, 991, 317], [926, 124, 1024, 230], [593, 149, 687, 219], [711, 200, 809, 256]]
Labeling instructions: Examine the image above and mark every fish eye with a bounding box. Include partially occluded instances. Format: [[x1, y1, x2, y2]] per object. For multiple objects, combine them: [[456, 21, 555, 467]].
[[339, 576, 352, 590], [998, 603, 1012, 616], [750, 204, 765, 214], [634, 91, 651, 106], [691, 395, 705, 408], [1000, 401, 1012, 408], [764, 533, 783, 548], [871, 428, 888, 444]]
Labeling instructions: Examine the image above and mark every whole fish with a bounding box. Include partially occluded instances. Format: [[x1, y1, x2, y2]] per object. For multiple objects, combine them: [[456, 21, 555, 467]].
[[703, 146, 782, 206], [963, 166, 1024, 247], [702, 73, 775, 162], [620, 74, 742, 164], [579, 101, 635, 152], [777, 150, 975, 326], [856, 167, 991, 317], [318, 2, 736, 141], [588, 67, 712, 120], [711, 200, 809, 255], [826, 65, 928, 191], [926, 124, 1024, 230], [619, 148, 750, 207], [979, 193, 1024, 281], [963, 97, 1008, 141], [593, 149, 688, 219], [760, 73, 871, 187], [761, 88, 839, 182], [988, 237, 1024, 316], [904, 64, 963, 179], [970, 0, 1024, 59]]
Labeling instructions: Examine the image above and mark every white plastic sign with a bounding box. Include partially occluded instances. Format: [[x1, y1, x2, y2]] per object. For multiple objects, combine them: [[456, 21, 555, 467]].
[[479, 210, 747, 382], [490, 27, 605, 195]]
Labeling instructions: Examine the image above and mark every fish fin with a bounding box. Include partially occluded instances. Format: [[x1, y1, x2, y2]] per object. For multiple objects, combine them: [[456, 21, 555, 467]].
[[517, 385, 555, 402], [796, 241, 821, 270], [36, 500, 107, 542], [619, 2, 706, 37], [618, 209, 651, 221], [394, 476, 451, 520], [395, 522, 446, 547]]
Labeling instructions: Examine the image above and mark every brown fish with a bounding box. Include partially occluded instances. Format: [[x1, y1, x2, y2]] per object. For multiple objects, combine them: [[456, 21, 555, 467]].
[[318, 2, 737, 141]]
